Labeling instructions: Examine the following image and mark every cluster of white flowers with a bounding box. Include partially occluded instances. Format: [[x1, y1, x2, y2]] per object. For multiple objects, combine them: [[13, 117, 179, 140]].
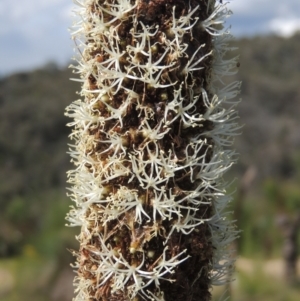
[[66, 0, 240, 300]]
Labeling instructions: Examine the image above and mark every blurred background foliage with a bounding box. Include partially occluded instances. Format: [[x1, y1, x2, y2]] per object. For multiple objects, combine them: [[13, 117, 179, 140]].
[[0, 33, 300, 300]]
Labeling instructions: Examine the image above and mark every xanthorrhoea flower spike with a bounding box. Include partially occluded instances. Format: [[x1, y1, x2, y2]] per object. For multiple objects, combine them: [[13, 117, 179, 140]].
[[66, 1, 240, 300]]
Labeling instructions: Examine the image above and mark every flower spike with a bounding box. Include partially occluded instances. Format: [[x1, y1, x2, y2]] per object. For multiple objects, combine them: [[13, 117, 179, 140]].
[[66, 1, 240, 300]]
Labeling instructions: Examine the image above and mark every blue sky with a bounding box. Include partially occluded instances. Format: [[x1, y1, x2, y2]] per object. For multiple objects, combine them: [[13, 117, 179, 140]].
[[1, 0, 300, 75]]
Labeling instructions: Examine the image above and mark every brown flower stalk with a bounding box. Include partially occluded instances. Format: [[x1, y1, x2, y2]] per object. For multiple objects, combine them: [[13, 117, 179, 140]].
[[66, 0, 240, 300]]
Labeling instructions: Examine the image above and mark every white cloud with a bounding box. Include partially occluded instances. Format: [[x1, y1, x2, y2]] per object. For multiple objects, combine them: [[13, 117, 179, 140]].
[[0, 0, 73, 75], [268, 18, 300, 37], [228, 0, 300, 17], [228, 0, 273, 17], [0, 0, 71, 34], [227, 0, 300, 37]]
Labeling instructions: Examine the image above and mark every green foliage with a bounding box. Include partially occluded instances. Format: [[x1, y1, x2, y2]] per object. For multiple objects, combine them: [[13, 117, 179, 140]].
[[0, 256, 59, 301], [230, 34, 300, 181], [212, 258, 300, 301], [0, 65, 79, 204], [231, 177, 300, 259], [5, 197, 27, 223], [235, 269, 300, 301]]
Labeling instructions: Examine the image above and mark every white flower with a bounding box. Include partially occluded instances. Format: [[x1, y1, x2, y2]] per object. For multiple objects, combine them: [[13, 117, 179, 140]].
[[66, 1, 240, 300], [201, 4, 232, 36]]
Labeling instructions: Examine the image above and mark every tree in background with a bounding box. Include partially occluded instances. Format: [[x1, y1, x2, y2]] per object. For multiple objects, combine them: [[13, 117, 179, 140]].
[[277, 212, 300, 284], [66, 0, 240, 300]]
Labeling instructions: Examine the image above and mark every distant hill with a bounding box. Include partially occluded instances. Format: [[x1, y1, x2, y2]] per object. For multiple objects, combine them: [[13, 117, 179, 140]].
[[0, 64, 79, 202], [231, 33, 300, 179]]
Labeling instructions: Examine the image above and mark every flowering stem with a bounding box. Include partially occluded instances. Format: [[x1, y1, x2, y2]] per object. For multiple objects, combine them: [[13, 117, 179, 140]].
[[66, 0, 240, 300]]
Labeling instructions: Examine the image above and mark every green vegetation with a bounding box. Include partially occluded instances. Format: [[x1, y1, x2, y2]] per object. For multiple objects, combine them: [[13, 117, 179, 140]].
[[1, 33, 300, 300], [213, 262, 300, 301]]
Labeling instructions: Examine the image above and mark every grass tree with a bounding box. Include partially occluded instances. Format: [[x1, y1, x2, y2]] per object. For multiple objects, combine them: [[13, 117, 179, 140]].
[[66, 0, 240, 300]]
